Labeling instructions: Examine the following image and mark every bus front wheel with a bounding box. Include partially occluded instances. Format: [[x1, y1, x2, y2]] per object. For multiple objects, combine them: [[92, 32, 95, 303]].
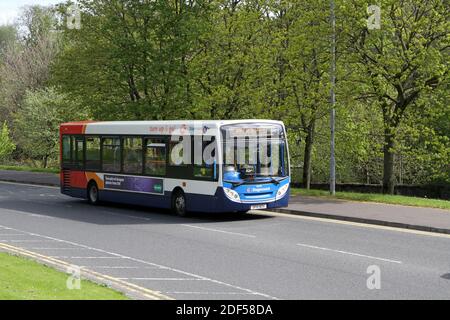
[[172, 190, 187, 217], [87, 182, 99, 205]]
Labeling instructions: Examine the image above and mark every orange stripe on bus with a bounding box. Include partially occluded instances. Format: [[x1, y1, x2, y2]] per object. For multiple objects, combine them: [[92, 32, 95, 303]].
[[85, 172, 104, 189]]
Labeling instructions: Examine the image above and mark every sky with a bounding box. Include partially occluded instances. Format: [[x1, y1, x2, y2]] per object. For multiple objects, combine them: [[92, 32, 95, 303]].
[[0, 0, 63, 26]]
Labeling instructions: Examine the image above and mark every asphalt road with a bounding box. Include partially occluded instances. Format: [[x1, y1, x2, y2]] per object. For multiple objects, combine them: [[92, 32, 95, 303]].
[[0, 181, 450, 299]]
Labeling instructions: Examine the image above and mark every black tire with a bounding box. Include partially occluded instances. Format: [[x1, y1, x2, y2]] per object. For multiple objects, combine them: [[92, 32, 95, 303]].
[[172, 190, 187, 217], [87, 182, 99, 205], [236, 210, 249, 214]]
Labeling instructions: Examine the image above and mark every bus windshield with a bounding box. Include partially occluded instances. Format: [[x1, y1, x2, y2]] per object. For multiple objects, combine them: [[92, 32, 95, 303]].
[[221, 123, 289, 183]]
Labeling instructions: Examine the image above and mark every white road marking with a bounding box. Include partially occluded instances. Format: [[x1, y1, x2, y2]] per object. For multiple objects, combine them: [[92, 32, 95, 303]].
[[0, 223, 277, 300], [0, 233, 27, 236], [28, 247, 85, 250], [258, 210, 450, 239], [117, 278, 207, 281], [181, 224, 256, 238], [0, 240, 54, 242], [165, 291, 258, 295], [88, 266, 144, 269], [1, 209, 55, 219], [50, 256, 123, 259], [28, 213, 53, 219], [296, 242, 402, 264]]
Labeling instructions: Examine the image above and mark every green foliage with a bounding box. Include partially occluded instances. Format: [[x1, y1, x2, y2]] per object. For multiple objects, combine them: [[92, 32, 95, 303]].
[[0, 0, 447, 191], [0, 252, 128, 300], [13, 87, 88, 167], [0, 122, 16, 160], [341, 0, 449, 192], [0, 25, 17, 55], [290, 188, 450, 210]]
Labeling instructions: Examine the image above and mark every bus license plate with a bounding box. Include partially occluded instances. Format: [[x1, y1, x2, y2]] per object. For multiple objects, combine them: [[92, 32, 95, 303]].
[[251, 204, 267, 210]]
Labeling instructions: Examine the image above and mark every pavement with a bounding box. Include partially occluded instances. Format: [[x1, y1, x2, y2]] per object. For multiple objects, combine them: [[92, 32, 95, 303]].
[[279, 195, 450, 234], [0, 169, 449, 234], [0, 169, 60, 186], [0, 181, 450, 299]]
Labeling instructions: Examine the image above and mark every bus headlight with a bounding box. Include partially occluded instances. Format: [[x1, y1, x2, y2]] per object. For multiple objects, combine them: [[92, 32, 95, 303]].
[[276, 183, 289, 200], [223, 187, 241, 202]]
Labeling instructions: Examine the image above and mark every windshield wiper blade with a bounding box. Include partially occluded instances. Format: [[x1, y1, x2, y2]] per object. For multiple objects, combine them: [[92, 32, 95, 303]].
[[224, 180, 246, 188], [270, 177, 280, 185]]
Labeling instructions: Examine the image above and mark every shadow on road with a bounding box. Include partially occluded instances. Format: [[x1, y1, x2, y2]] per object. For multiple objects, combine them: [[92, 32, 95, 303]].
[[0, 195, 273, 226]]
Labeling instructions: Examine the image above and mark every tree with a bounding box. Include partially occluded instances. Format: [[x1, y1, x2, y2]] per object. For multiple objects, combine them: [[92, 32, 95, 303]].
[[53, 0, 211, 120], [343, 0, 449, 193], [189, 0, 268, 119], [0, 25, 17, 57], [0, 5, 59, 124], [256, 0, 332, 189], [14, 87, 87, 168], [0, 122, 16, 161]]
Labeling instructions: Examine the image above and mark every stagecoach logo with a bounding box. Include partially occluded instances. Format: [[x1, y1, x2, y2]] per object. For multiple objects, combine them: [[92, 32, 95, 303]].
[[153, 184, 163, 193], [202, 126, 209, 134], [247, 186, 271, 193]]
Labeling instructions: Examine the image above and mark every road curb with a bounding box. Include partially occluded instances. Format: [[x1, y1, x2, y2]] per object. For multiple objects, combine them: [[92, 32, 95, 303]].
[[0, 178, 59, 187], [271, 208, 450, 235], [0, 242, 173, 300]]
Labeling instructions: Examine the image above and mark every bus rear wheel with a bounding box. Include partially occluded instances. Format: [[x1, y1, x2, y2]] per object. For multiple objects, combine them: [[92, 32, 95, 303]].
[[172, 190, 187, 217], [87, 182, 99, 205]]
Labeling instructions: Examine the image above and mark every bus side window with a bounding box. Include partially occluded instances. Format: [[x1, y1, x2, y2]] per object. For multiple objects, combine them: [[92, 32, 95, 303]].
[[193, 136, 216, 180], [102, 137, 121, 172], [62, 135, 71, 164], [145, 138, 166, 176], [123, 137, 143, 174], [86, 136, 101, 171], [74, 137, 84, 168]]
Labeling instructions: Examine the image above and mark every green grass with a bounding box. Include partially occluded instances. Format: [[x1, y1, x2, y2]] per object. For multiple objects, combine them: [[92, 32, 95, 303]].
[[0, 165, 59, 174], [0, 252, 128, 300], [291, 188, 450, 210]]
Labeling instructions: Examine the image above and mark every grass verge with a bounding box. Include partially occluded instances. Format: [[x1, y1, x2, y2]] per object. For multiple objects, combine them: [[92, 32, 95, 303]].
[[0, 252, 128, 300], [0, 165, 59, 174], [290, 188, 450, 210]]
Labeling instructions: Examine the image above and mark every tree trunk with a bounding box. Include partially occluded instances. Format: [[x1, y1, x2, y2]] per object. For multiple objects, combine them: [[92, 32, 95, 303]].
[[302, 122, 315, 189], [382, 128, 396, 194], [43, 155, 49, 168]]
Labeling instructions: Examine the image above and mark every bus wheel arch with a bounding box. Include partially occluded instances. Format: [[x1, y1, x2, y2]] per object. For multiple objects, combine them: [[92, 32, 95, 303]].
[[87, 180, 99, 205], [171, 187, 187, 217]]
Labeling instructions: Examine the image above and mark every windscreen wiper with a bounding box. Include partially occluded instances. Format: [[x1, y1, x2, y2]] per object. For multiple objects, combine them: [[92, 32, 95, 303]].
[[224, 180, 246, 188], [269, 177, 280, 185]]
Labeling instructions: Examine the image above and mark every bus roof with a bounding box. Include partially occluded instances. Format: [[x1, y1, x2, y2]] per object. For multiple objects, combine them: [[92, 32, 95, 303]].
[[60, 120, 285, 135]]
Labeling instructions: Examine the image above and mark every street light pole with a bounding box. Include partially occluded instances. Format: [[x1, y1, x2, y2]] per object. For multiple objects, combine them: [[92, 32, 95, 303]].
[[330, 0, 336, 195]]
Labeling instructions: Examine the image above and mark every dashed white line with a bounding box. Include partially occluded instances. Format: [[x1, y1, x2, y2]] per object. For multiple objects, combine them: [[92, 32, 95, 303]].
[[181, 224, 256, 238], [0, 223, 277, 300], [0, 240, 54, 243], [117, 278, 207, 281], [296, 243, 402, 264], [27, 247, 86, 250], [165, 291, 258, 295], [87, 266, 144, 269], [50, 256, 123, 259]]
